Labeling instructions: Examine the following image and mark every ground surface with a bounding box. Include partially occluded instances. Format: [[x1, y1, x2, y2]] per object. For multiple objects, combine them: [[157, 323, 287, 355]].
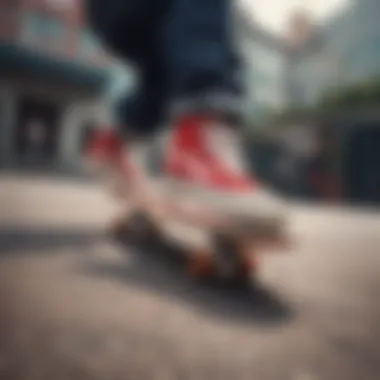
[[0, 173, 379, 380]]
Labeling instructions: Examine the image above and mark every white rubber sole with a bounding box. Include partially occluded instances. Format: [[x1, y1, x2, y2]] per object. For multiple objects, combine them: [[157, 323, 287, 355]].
[[122, 175, 289, 245]]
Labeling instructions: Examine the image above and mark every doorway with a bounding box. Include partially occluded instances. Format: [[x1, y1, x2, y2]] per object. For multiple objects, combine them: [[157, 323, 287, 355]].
[[13, 96, 61, 165], [345, 124, 380, 204]]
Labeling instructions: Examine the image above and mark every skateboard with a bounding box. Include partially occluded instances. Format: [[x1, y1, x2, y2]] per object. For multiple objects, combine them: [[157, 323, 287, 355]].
[[86, 130, 291, 283], [108, 169, 292, 283]]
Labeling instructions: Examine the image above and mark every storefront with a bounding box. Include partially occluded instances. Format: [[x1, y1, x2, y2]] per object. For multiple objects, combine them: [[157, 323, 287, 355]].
[[0, 43, 110, 171], [293, 108, 380, 204], [339, 111, 380, 204]]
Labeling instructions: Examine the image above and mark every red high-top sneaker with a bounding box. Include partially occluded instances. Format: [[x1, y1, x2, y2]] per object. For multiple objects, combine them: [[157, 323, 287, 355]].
[[165, 115, 258, 192], [164, 114, 288, 231]]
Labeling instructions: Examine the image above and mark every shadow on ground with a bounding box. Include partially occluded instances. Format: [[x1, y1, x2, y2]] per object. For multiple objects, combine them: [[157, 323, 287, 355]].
[[0, 227, 100, 255], [0, 226, 294, 327], [79, 235, 294, 328]]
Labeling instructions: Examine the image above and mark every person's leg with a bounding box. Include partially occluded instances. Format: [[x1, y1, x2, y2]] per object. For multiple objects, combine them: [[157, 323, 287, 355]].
[[86, 0, 169, 64], [161, 0, 287, 227], [115, 52, 168, 141], [86, 57, 168, 176], [86, 0, 169, 165], [107, 46, 169, 208], [163, 0, 243, 121], [162, 0, 254, 190]]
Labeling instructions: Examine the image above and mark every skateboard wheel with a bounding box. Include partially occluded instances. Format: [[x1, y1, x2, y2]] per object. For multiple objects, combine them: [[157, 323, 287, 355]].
[[109, 217, 130, 241], [110, 211, 161, 242], [187, 252, 213, 278], [212, 233, 250, 280], [127, 211, 162, 241]]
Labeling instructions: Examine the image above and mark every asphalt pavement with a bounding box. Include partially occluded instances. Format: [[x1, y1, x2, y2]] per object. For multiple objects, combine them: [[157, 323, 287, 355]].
[[0, 173, 379, 380]]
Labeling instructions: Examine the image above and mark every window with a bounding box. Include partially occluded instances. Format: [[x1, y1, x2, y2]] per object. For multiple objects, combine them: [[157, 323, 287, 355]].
[[20, 11, 65, 50], [81, 28, 100, 58], [44, 17, 64, 40], [20, 12, 40, 44]]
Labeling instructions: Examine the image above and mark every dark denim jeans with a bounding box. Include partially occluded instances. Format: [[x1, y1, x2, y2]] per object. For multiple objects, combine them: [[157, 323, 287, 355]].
[[87, 0, 243, 138]]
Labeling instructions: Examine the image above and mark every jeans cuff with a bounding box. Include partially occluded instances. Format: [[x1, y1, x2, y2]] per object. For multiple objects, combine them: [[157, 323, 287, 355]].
[[171, 91, 243, 122]]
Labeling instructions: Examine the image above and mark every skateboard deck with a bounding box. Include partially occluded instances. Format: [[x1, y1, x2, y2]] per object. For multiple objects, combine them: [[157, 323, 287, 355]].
[[85, 128, 292, 282], [110, 175, 292, 282]]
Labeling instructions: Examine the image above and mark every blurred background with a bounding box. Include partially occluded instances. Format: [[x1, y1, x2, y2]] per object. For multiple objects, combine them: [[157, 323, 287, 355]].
[[0, 2, 380, 380], [0, 0, 379, 203]]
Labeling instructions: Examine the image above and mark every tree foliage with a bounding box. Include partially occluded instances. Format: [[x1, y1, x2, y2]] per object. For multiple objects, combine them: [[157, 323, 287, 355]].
[[318, 76, 380, 110], [246, 76, 380, 132]]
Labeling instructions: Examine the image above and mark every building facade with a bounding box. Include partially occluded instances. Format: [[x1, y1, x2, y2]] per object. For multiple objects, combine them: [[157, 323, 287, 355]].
[[239, 14, 287, 124], [0, 0, 110, 171], [285, 0, 380, 107], [322, 0, 380, 87]]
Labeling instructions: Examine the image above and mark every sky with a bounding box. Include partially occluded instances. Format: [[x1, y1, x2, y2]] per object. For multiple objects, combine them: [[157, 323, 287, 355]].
[[239, 0, 350, 35]]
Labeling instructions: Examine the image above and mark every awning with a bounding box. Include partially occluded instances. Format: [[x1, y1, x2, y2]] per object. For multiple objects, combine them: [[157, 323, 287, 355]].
[[0, 43, 110, 93]]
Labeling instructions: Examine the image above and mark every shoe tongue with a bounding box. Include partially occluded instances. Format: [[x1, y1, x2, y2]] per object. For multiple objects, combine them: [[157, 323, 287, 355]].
[[204, 123, 249, 175]]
